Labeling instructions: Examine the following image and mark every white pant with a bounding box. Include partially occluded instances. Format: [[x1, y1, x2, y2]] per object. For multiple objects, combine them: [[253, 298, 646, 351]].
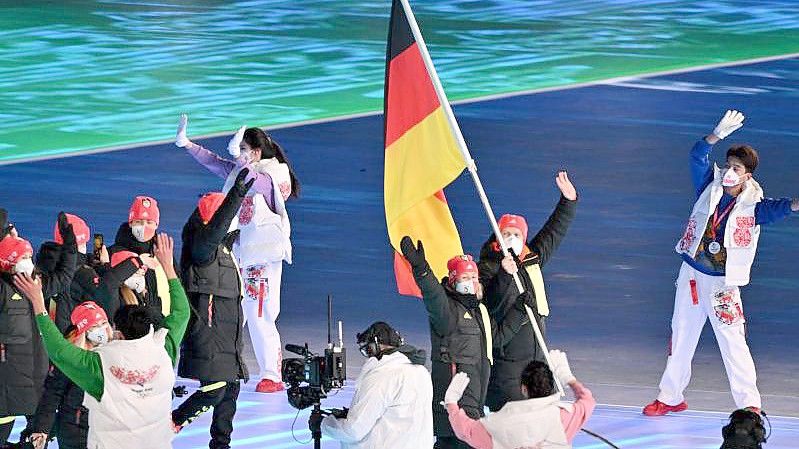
[[241, 262, 283, 381], [657, 263, 760, 409]]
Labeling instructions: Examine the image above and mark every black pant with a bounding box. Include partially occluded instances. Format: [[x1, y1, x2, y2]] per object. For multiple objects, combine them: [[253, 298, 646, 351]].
[[0, 420, 13, 444], [172, 380, 240, 449]]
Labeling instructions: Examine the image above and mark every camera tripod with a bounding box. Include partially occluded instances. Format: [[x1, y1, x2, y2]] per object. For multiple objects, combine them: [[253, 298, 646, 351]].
[[307, 402, 325, 449]]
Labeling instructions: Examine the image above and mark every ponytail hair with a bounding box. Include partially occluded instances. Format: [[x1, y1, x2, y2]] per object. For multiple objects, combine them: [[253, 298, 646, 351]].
[[243, 127, 301, 199]]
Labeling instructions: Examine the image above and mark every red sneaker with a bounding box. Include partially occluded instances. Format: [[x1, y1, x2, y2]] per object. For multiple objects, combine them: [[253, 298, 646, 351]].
[[255, 378, 285, 393], [642, 399, 688, 416], [744, 406, 762, 415]]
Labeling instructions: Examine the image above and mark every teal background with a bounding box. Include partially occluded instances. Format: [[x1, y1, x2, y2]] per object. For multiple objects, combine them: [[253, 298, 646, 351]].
[[1, 0, 798, 162]]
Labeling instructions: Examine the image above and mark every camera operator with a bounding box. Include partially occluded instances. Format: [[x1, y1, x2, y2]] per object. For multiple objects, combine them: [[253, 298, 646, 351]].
[[321, 322, 434, 449], [444, 350, 594, 449], [400, 237, 531, 449], [172, 170, 254, 449]]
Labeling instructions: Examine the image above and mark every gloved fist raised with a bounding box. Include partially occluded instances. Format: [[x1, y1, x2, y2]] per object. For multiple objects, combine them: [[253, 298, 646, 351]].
[[175, 114, 190, 148], [548, 349, 576, 386], [57, 212, 76, 249], [443, 372, 470, 405], [233, 168, 255, 195], [400, 236, 427, 271], [228, 126, 246, 157], [712, 110, 744, 140]]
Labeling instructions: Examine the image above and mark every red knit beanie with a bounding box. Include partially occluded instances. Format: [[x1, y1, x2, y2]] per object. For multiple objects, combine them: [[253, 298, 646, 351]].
[[0, 236, 33, 272], [54, 213, 90, 246], [128, 196, 160, 225]]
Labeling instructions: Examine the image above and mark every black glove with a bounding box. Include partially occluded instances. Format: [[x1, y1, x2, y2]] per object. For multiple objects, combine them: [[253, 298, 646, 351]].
[[233, 168, 255, 196], [329, 407, 349, 419], [107, 256, 141, 287], [400, 236, 427, 271], [57, 211, 77, 249], [515, 291, 535, 311]]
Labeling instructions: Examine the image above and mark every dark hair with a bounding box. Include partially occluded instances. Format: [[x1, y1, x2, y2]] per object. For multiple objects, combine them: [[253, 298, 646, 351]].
[[113, 305, 164, 340], [243, 127, 301, 199], [521, 361, 555, 398], [726, 145, 759, 173], [721, 409, 766, 449]]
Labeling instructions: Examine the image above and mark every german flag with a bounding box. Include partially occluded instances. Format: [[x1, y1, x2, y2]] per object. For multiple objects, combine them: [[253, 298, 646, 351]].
[[384, 0, 466, 297]]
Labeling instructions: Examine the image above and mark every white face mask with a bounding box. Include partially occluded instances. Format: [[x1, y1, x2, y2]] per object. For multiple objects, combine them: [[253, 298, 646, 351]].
[[722, 168, 744, 187], [13, 258, 35, 277], [455, 280, 477, 295], [86, 326, 109, 345], [504, 235, 524, 256], [124, 274, 146, 293], [130, 225, 147, 242]]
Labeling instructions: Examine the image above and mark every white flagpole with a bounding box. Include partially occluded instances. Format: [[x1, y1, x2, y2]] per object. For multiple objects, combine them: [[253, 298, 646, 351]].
[[398, 0, 564, 396]]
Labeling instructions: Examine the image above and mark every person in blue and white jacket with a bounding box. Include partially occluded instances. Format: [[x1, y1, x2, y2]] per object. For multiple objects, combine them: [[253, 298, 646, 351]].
[[644, 110, 799, 416]]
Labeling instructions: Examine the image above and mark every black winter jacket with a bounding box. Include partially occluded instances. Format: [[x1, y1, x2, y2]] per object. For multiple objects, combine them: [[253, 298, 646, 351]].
[[413, 265, 529, 437], [108, 222, 171, 316], [178, 187, 248, 382], [479, 195, 576, 410], [0, 242, 76, 416], [37, 247, 106, 332], [30, 365, 89, 448]]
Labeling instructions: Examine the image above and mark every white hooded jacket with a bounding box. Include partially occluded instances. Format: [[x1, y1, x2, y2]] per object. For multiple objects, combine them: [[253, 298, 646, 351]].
[[321, 350, 434, 449]]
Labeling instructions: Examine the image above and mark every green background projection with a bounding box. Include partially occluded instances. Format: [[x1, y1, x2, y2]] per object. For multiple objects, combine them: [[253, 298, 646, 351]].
[[1, 0, 798, 162]]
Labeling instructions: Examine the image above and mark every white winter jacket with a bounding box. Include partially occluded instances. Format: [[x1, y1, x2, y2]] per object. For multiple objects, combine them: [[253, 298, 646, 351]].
[[321, 350, 434, 449]]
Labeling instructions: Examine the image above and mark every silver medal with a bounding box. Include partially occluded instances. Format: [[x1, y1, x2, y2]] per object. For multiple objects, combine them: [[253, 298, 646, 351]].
[[708, 241, 721, 255]]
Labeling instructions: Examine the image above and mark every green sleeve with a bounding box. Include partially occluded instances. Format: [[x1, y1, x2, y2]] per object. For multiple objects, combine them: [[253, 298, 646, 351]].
[[35, 314, 104, 401], [162, 278, 190, 365]]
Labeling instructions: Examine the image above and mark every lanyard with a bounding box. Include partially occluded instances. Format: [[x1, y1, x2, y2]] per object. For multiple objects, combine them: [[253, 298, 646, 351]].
[[709, 199, 736, 240]]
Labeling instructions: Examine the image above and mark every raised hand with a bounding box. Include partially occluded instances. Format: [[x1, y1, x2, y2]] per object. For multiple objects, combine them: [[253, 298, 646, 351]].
[[548, 349, 576, 386], [233, 168, 255, 195], [555, 170, 577, 201], [57, 212, 77, 249], [228, 126, 246, 157], [154, 233, 177, 279], [712, 110, 745, 140], [400, 236, 427, 271], [176, 114, 190, 148], [13, 273, 46, 314], [443, 372, 470, 405]]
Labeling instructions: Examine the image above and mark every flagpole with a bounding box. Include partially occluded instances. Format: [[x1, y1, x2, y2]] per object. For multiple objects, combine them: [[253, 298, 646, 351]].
[[398, 0, 564, 396]]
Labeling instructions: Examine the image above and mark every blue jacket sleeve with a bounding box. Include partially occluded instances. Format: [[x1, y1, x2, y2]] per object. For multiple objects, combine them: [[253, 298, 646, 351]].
[[690, 139, 714, 198], [755, 198, 793, 225]]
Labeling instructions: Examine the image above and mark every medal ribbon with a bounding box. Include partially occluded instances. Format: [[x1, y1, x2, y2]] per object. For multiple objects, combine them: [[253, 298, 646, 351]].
[[709, 199, 736, 240]]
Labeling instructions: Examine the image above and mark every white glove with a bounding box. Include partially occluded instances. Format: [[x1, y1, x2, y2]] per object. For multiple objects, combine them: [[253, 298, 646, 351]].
[[548, 350, 576, 386], [443, 372, 470, 405], [227, 126, 246, 157], [175, 114, 190, 148], [712, 109, 744, 140]]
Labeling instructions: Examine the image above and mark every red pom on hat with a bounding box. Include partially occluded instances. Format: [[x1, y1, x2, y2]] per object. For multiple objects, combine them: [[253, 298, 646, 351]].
[[447, 254, 478, 285], [54, 213, 90, 246], [71, 301, 109, 335], [498, 214, 528, 241], [198, 192, 225, 224], [110, 250, 143, 269], [128, 196, 160, 225], [0, 236, 33, 272]]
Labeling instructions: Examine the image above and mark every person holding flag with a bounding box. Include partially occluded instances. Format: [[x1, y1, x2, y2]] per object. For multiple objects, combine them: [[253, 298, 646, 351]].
[[479, 171, 578, 411], [401, 237, 531, 449], [644, 110, 799, 416]]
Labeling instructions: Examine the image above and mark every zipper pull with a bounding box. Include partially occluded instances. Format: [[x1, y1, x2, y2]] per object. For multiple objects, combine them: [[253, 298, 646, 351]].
[[1, 343, 6, 363]]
